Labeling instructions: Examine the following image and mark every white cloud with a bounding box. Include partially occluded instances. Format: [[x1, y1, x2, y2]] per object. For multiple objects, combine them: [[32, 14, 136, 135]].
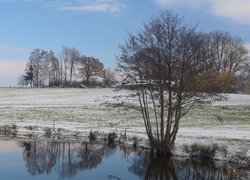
[[49, 0, 125, 14], [210, 0, 250, 24], [0, 142, 19, 153], [0, 0, 126, 14], [154, 0, 178, 6], [0, 45, 28, 52], [153, 0, 250, 25], [154, 0, 202, 8], [0, 60, 25, 76], [0, 45, 27, 85], [0, 0, 39, 2]]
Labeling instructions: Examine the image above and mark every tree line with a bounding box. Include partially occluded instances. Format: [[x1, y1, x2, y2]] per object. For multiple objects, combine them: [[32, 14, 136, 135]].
[[19, 34, 250, 92], [19, 47, 118, 88]]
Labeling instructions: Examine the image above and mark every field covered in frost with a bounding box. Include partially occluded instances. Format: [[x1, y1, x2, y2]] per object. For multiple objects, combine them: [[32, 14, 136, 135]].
[[0, 87, 250, 160]]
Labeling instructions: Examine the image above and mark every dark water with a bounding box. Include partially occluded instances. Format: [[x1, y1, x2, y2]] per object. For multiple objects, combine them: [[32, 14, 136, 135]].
[[0, 139, 248, 180]]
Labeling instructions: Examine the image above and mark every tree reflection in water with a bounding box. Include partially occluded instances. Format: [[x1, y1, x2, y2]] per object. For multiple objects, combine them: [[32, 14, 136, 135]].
[[128, 151, 248, 180], [19, 141, 248, 179], [19, 140, 115, 178], [128, 151, 178, 180]]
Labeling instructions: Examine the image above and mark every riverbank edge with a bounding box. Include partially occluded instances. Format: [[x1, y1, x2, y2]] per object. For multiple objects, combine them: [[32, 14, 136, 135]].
[[0, 126, 249, 169]]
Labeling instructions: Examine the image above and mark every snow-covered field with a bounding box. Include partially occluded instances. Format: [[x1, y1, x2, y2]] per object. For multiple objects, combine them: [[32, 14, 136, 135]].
[[0, 88, 249, 161]]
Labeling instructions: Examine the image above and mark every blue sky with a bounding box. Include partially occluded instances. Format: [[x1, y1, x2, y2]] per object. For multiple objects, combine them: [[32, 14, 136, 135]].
[[0, 0, 250, 86]]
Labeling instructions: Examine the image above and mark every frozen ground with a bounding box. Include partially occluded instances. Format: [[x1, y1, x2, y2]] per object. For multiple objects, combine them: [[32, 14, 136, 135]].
[[0, 88, 249, 161]]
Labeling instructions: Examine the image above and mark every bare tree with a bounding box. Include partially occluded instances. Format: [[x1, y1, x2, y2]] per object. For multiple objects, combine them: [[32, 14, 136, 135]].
[[68, 47, 81, 84], [104, 68, 118, 87], [46, 51, 60, 86], [23, 65, 34, 87], [59, 47, 81, 86], [207, 31, 248, 92], [27, 48, 46, 87], [25, 50, 63, 87], [244, 62, 250, 93], [117, 10, 228, 156], [78, 56, 104, 85], [17, 75, 26, 88], [61, 47, 70, 86], [40, 53, 50, 86], [209, 31, 248, 74]]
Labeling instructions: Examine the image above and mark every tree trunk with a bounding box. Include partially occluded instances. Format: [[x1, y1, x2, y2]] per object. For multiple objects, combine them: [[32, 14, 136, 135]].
[[86, 77, 90, 85], [151, 140, 173, 157]]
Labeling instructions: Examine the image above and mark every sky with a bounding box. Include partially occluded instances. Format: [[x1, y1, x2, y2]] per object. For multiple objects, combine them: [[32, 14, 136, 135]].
[[0, 0, 250, 86]]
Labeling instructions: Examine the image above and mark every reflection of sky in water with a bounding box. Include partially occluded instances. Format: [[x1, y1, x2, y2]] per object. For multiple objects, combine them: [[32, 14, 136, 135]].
[[0, 139, 248, 180], [0, 152, 31, 179], [0, 141, 20, 153]]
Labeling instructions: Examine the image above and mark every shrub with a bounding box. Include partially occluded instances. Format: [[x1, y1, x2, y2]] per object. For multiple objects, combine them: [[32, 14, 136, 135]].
[[25, 125, 36, 130], [27, 126, 33, 130], [0, 124, 18, 134], [43, 127, 52, 137], [88, 131, 97, 141], [11, 123, 17, 131], [183, 143, 227, 161], [229, 149, 250, 166], [132, 136, 138, 148], [107, 132, 117, 144]]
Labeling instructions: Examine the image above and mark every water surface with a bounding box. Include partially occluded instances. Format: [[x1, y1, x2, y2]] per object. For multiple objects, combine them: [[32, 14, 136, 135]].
[[0, 139, 248, 179]]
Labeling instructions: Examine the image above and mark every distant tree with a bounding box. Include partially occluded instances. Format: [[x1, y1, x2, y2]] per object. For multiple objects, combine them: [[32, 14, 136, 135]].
[[244, 62, 250, 93], [25, 49, 63, 87], [78, 56, 104, 85], [117, 10, 227, 156], [60, 47, 70, 87], [207, 31, 248, 92], [40, 52, 50, 86], [22, 64, 34, 87], [17, 75, 26, 88], [104, 68, 118, 87], [45, 51, 60, 87], [68, 47, 81, 84], [209, 31, 248, 74], [26, 49, 46, 87]]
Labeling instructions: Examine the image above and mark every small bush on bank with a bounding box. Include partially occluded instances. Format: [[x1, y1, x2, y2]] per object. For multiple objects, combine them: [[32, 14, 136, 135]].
[[24, 125, 39, 131], [11, 123, 17, 130], [43, 127, 52, 137], [0, 124, 18, 134], [183, 143, 228, 161], [88, 131, 97, 141], [107, 132, 117, 144], [132, 136, 138, 148], [25, 125, 34, 130], [229, 149, 250, 166]]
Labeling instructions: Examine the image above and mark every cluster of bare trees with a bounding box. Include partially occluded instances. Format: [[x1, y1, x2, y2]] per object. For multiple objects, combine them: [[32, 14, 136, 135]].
[[117, 10, 248, 155], [22, 47, 118, 88], [206, 31, 248, 92]]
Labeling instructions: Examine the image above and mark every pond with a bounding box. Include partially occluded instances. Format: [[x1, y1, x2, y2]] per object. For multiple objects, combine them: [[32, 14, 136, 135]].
[[0, 138, 248, 180]]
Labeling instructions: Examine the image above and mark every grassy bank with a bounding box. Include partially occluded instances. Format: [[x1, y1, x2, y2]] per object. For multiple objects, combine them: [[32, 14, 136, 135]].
[[0, 88, 249, 164]]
